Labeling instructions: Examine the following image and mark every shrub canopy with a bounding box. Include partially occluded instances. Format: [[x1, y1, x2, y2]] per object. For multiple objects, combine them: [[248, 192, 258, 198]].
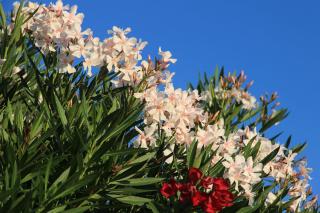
[[0, 1, 317, 212]]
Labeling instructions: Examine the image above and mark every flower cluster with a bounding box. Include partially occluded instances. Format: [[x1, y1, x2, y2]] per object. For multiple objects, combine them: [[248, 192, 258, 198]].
[[223, 155, 262, 204], [13, 1, 175, 87], [219, 127, 316, 209], [135, 79, 317, 210], [160, 168, 234, 213], [9, 1, 317, 211], [210, 71, 257, 110], [134, 83, 211, 147], [134, 73, 316, 210], [285, 159, 315, 211]]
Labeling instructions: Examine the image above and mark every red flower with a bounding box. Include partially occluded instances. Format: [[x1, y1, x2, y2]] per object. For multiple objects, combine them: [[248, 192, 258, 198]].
[[201, 198, 217, 213], [200, 176, 214, 189], [160, 179, 177, 198], [176, 182, 195, 203], [212, 178, 230, 191], [160, 169, 234, 213], [200, 178, 234, 213], [201, 188, 233, 212], [211, 190, 234, 208], [180, 190, 191, 203], [191, 190, 208, 207], [188, 167, 202, 184]]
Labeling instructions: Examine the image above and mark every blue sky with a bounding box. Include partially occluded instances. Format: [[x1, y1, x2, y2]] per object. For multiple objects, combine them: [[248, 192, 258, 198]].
[[3, 0, 320, 195]]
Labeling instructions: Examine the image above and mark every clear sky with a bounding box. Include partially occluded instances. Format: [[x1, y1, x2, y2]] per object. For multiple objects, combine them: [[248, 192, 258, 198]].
[[3, 0, 320, 195]]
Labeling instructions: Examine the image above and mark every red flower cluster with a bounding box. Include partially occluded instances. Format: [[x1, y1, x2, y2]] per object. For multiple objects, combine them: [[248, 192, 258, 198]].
[[160, 167, 234, 213]]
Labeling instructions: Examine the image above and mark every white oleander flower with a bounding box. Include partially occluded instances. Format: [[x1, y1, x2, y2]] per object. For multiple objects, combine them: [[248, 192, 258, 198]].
[[134, 125, 157, 148], [223, 154, 262, 192], [158, 47, 177, 67], [265, 192, 277, 206]]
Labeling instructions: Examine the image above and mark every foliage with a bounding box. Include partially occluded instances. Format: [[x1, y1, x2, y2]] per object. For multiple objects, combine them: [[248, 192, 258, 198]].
[[0, 1, 317, 212]]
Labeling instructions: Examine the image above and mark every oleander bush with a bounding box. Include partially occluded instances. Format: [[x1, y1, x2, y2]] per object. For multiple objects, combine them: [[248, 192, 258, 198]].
[[0, 1, 318, 212]]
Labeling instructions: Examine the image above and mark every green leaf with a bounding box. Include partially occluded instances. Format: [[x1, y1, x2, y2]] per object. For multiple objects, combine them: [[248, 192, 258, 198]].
[[54, 92, 68, 126], [284, 135, 292, 149], [0, 4, 6, 28], [109, 187, 156, 195], [47, 206, 67, 213], [6, 100, 13, 125], [243, 136, 257, 158], [60, 206, 90, 213], [128, 152, 155, 165], [108, 99, 119, 114], [250, 140, 261, 160], [11, 161, 18, 188], [239, 106, 261, 123], [236, 206, 259, 213], [21, 172, 39, 184], [50, 174, 97, 201], [110, 178, 163, 186], [29, 113, 44, 140], [193, 151, 203, 168], [44, 155, 53, 200], [15, 105, 24, 133], [291, 142, 306, 154], [209, 159, 224, 177], [187, 140, 197, 167], [102, 149, 140, 158], [259, 109, 288, 133], [260, 146, 280, 165], [146, 202, 160, 213], [48, 167, 71, 195], [256, 183, 277, 206], [108, 194, 152, 206], [8, 194, 26, 212]]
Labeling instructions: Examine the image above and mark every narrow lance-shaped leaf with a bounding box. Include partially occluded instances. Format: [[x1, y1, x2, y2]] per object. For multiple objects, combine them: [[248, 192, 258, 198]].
[[53, 92, 68, 126]]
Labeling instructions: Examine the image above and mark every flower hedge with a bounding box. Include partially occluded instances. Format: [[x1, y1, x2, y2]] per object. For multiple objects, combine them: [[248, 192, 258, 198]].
[[0, 1, 317, 212]]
